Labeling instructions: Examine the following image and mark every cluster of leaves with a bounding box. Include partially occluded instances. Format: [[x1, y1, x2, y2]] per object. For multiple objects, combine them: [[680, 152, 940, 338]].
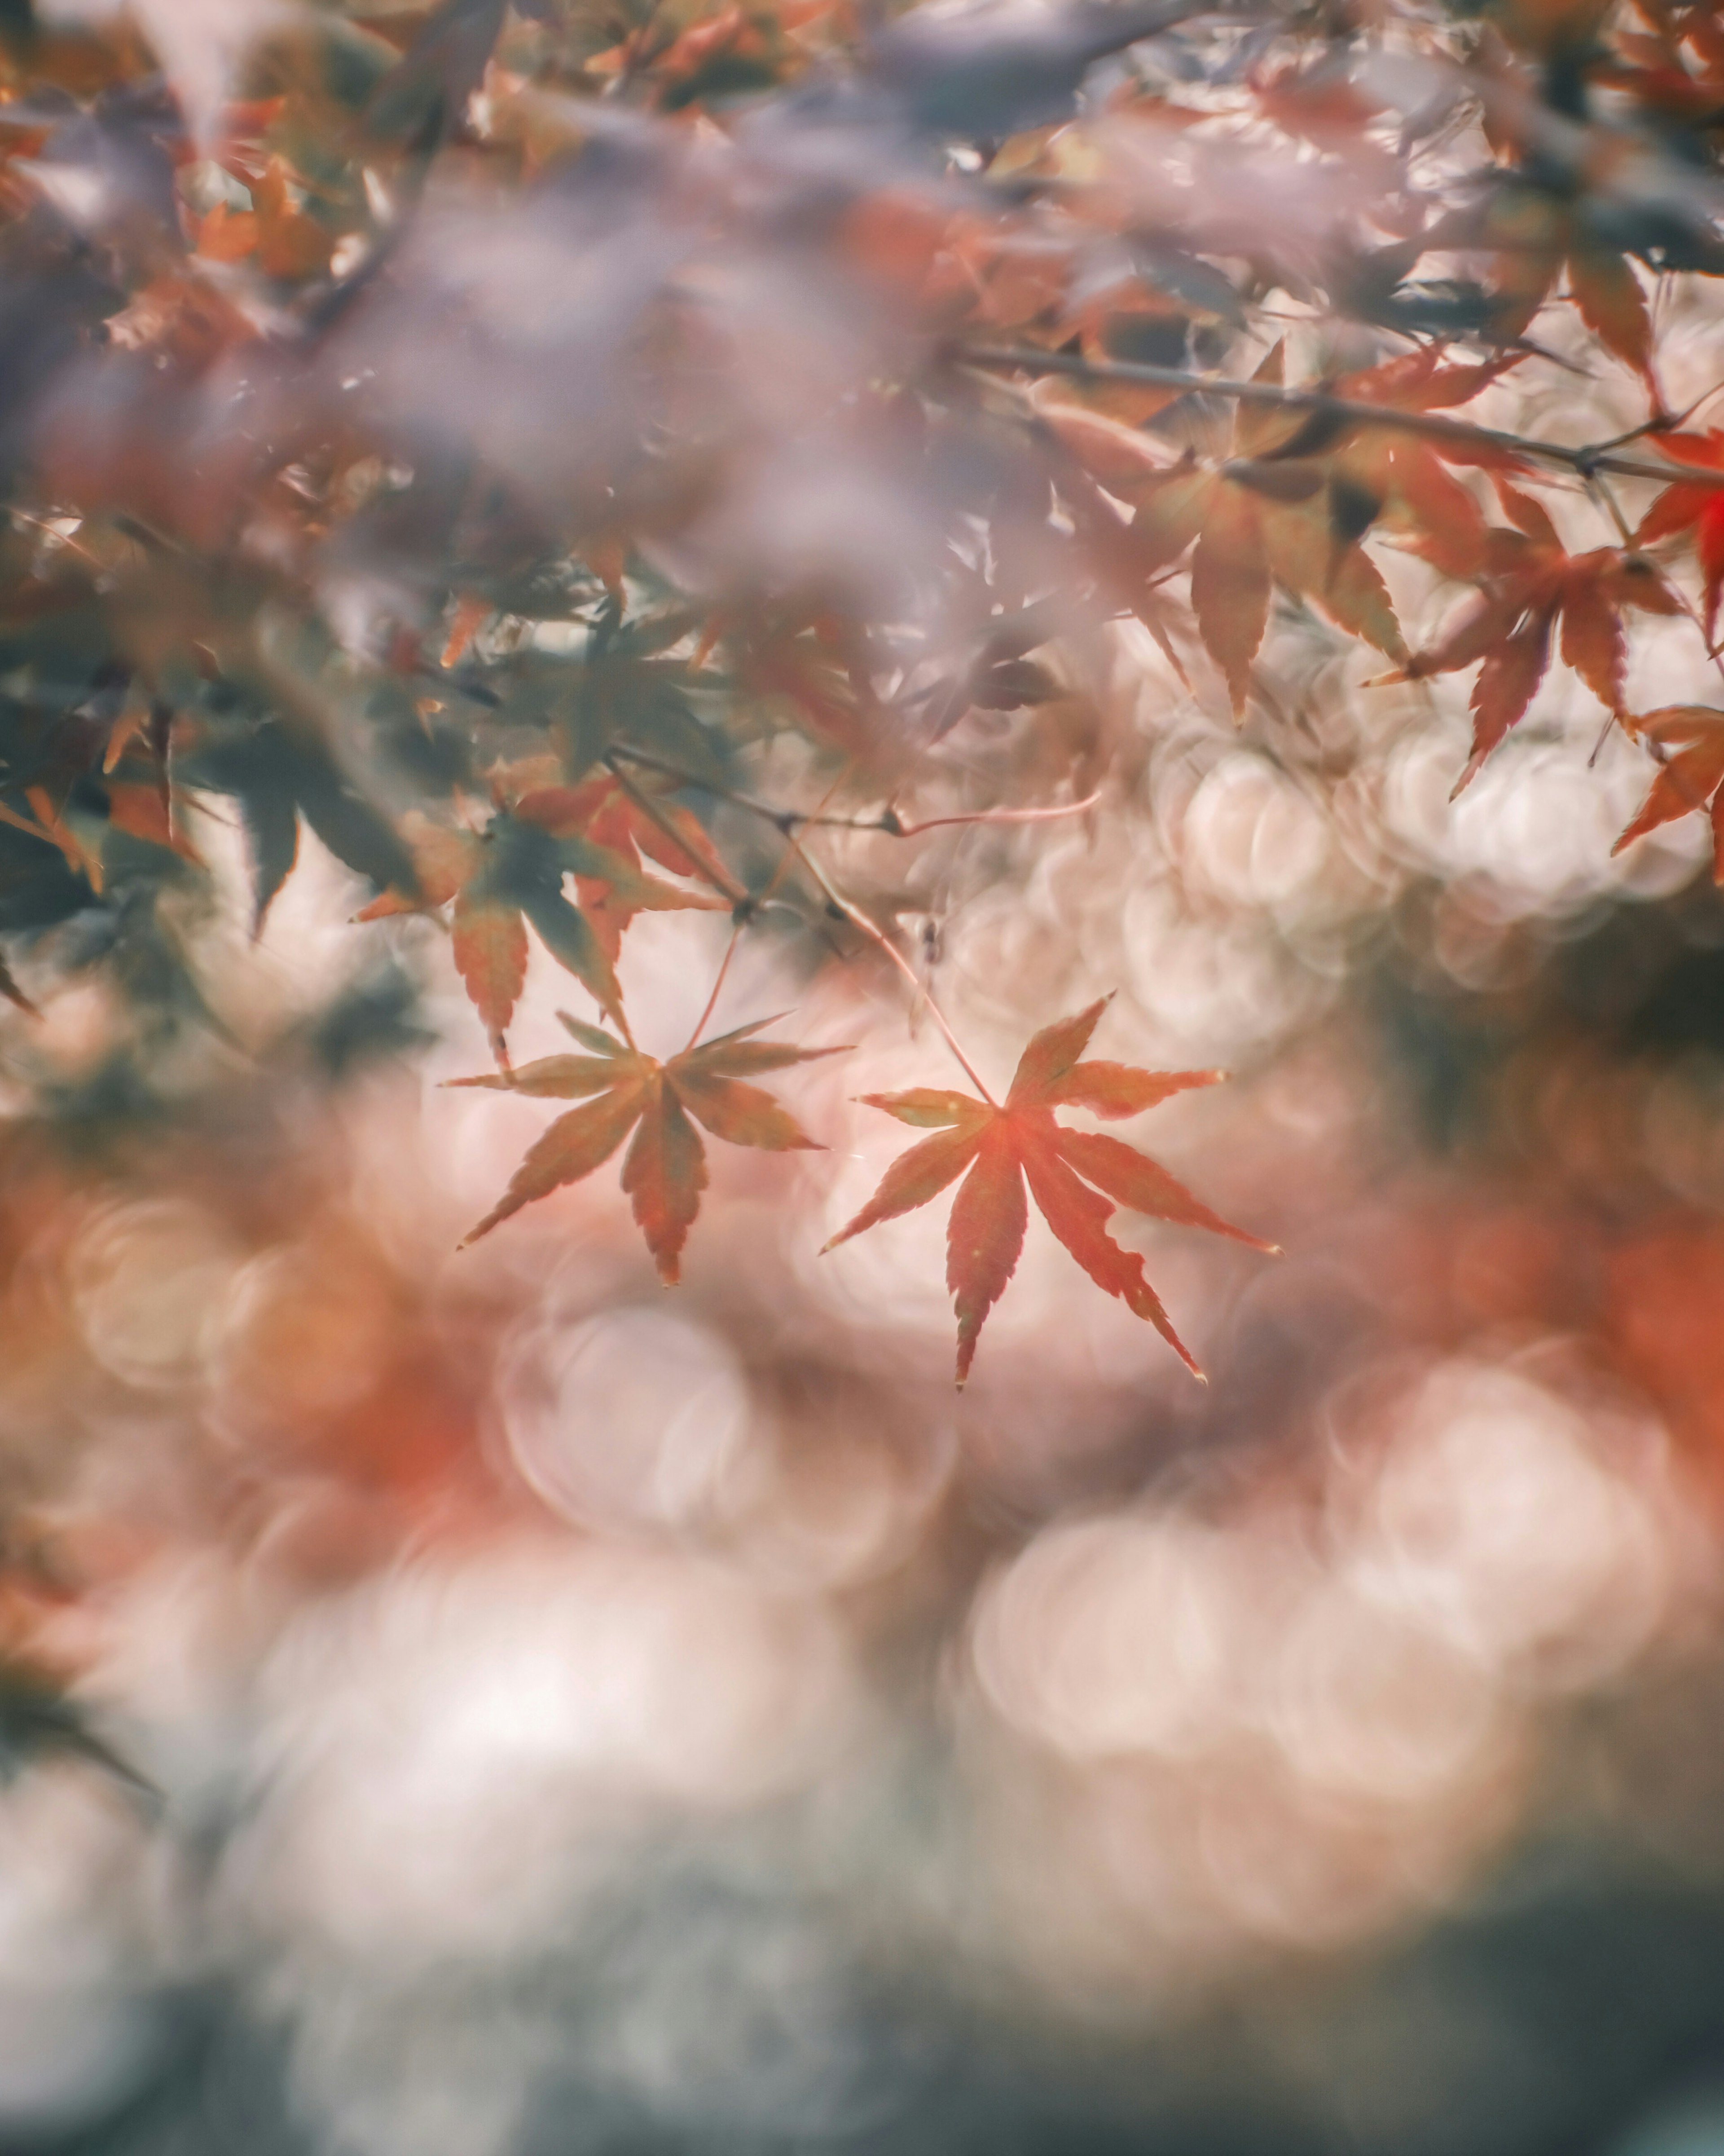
[[0, 0, 1721, 1373]]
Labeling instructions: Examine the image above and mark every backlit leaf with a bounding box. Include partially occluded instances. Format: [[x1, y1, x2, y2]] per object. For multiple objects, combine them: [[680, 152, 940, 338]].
[[825, 1000, 1271, 1383]]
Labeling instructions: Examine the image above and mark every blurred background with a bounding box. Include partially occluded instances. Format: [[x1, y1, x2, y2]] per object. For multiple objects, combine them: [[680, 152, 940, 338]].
[[9, 501, 1724, 2156], [6, 1, 1724, 2152]]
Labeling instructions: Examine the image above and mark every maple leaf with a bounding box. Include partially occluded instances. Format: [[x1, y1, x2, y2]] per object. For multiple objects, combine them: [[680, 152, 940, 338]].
[[1120, 345, 1410, 714], [1250, 51, 1384, 150], [1611, 705, 1724, 877], [1039, 426, 1196, 681], [1635, 431, 1724, 644], [822, 998, 1275, 1384], [1398, 480, 1681, 792], [452, 1013, 846, 1281], [738, 630, 884, 765], [357, 787, 724, 1060]]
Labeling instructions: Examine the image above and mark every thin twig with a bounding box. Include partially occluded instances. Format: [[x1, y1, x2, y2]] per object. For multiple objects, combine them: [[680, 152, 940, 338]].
[[794, 838, 996, 1103], [1582, 383, 1720, 458], [608, 741, 1100, 840], [602, 753, 750, 906], [1585, 472, 1635, 547], [679, 757, 861, 1052], [893, 791, 1103, 836], [610, 743, 885, 832], [953, 343, 1724, 494]]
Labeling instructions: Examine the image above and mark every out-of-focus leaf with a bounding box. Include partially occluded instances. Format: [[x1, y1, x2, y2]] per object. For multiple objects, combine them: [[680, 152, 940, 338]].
[[357, 777, 722, 1060], [867, 0, 1221, 137], [187, 719, 418, 929]]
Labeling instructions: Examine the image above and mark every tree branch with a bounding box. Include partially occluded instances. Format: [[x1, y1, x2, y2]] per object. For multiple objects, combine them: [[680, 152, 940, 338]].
[[607, 742, 1100, 839], [954, 344, 1724, 495]]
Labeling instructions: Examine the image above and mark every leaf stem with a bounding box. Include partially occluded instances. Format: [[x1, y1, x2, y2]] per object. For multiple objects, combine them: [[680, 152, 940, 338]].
[[1585, 472, 1635, 547], [678, 756, 858, 1053], [602, 753, 750, 905], [684, 924, 744, 1052], [794, 840, 997, 1104], [607, 751, 1054, 1091]]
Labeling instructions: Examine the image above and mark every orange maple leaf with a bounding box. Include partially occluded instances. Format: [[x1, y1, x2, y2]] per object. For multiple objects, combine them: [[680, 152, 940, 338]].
[[1611, 705, 1724, 877], [1400, 479, 1681, 792], [453, 1014, 845, 1280], [195, 159, 333, 282], [822, 998, 1275, 1384], [1319, 347, 1519, 579], [1601, 2, 1724, 128], [1121, 345, 1409, 714]]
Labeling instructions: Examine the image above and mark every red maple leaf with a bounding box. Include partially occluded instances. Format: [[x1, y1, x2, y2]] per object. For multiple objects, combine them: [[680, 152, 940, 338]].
[[521, 771, 734, 962], [822, 998, 1275, 1384], [1611, 704, 1724, 877], [1320, 347, 1519, 579], [1400, 479, 1680, 791], [1635, 430, 1724, 644], [1601, 2, 1724, 129]]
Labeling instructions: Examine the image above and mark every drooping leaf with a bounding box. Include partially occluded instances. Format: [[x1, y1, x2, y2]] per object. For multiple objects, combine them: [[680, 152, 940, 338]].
[[1115, 346, 1414, 715], [517, 771, 730, 961], [1396, 480, 1682, 791], [185, 718, 418, 929], [1611, 705, 1724, 878]]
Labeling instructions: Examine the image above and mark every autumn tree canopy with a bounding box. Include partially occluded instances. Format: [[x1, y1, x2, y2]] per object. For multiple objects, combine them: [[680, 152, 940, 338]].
[[0, 0, 1723, 1377]]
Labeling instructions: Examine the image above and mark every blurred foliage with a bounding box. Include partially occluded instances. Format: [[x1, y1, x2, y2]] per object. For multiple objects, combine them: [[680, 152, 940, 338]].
[[0, 2, 1723, 2153]]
